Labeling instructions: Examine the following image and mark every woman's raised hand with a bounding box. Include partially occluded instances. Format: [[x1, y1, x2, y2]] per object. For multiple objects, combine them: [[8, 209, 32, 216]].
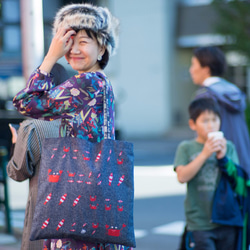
[[39, 28, 76, 74], [47, 28, 76, 61]]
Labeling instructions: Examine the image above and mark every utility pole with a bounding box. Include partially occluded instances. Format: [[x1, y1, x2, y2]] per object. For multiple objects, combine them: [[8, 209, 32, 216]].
[[20, 0, 44, 81]]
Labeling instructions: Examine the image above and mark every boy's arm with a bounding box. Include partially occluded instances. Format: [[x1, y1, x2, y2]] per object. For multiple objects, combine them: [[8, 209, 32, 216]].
[[176, 137, 220, 183], [176, 152, 208, 183]]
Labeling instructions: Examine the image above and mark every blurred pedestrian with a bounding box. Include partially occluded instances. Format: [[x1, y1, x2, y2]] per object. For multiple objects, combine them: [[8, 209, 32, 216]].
[[11, 3, 131, 250], [174, 98, 243, 250], [7, 119, 60, 250], [189, 46, 250, 180], [7, 63, 68, 250]]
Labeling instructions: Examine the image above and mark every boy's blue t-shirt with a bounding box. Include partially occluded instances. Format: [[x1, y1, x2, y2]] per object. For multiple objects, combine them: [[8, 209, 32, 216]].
[[174, 139, 239, 231]]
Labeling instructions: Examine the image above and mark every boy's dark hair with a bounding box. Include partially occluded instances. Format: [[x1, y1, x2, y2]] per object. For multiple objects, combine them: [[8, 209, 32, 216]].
[[193, 46, 226, 76], [189, 98, 221, 122]]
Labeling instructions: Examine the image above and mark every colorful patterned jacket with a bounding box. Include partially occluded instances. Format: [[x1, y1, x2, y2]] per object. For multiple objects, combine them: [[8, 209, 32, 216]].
[[13, 69, 115, 141]]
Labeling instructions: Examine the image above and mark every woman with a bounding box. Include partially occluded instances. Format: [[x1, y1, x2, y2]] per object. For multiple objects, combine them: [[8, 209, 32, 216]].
[[13, 3, 131, 250]]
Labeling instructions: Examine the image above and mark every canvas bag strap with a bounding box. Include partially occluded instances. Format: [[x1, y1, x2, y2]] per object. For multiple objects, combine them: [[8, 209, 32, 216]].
[[103, 80, 112, 140]]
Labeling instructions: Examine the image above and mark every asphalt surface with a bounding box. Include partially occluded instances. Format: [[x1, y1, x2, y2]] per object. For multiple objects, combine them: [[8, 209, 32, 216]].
[[0, 127, 194, 250]]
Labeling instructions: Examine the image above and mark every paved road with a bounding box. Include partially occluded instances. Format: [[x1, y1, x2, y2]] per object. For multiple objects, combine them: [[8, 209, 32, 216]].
[[0, 166, 187, 250], [0, 128, 193, 249], [134, 195, 185, 250]]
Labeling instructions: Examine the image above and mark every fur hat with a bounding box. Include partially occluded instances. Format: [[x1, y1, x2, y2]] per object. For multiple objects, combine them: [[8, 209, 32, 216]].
[[53, 3, 119, 56]]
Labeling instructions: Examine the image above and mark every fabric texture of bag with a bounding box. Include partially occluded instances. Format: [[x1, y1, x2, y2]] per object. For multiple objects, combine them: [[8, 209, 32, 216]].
[[30, 137, 136, 247], [30, 80, 136, 247]]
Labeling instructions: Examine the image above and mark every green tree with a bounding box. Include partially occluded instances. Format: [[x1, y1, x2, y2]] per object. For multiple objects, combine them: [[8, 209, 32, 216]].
[[212, 0, 250, 132], [212, 0, 250, 61]]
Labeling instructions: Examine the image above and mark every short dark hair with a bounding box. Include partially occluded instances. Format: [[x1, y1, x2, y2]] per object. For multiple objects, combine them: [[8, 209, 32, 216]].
[[193, 46, 226, 76], [189, 98, 221, 122], [98, 49, 109, 70], [85, 29, 109, 69]]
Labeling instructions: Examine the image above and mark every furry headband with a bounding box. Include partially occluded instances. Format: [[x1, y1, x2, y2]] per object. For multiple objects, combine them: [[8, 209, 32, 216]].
[[53, 3, 119, 56]]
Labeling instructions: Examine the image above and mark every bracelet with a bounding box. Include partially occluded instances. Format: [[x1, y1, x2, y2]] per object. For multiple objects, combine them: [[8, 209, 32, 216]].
[[39, 69, 49, 76], [37, 68, 52, 77]]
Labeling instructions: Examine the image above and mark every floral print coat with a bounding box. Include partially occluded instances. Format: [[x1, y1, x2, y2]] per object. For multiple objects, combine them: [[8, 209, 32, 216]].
[[13, 69, 115, 141]]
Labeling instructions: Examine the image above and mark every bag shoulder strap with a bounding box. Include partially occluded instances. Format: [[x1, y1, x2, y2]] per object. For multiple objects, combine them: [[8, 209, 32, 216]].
[[103, 80, 111, 139], [61, 76, 112, 139]]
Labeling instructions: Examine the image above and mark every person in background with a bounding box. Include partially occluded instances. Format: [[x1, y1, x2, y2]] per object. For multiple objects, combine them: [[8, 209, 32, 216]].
[[7, 63, 68, 250], [8, 119, 60, 250], [11, 3, 131, 250], [189, 46, 250, 181], [174, 98, 246, 250]]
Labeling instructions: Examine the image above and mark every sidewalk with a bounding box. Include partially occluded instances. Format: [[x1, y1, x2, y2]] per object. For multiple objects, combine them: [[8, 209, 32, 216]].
[[0, 127, 193, 249]]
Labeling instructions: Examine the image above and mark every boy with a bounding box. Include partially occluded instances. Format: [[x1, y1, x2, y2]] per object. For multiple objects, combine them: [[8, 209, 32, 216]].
[[174, 98, 240, 250], [189, 47, 250, 181]]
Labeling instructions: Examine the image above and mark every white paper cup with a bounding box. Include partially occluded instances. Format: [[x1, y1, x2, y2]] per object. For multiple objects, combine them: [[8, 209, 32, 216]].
[[207, 131, 224, 140]]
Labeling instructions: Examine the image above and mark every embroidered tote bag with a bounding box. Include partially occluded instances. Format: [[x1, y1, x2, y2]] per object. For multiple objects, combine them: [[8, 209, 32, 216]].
[[29, 82, 136, 248]]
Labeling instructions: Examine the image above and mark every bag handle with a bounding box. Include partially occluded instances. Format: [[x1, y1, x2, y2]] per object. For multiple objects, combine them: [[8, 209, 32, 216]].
[[103, 80, 112, 140]]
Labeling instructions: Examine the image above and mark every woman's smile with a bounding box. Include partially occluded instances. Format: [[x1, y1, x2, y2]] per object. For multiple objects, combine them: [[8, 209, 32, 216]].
[[70, 57, 84, 60]]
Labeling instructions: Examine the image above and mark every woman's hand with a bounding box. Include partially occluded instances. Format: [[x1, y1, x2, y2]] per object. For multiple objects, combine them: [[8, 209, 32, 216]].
[[39, 28, 76, 74], [47, 28, 76, 62]]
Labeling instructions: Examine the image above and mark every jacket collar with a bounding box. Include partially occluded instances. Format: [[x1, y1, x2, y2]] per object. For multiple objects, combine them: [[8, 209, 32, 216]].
[[203, 77, 221, 87]]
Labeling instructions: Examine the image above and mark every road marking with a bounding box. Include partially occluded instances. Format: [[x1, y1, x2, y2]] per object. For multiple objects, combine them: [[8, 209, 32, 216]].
[[0, 211, 185, 241], [7, 166, 185, 208], [135, 229, 148, 238], [134, 165, 176, 177], [134, 166, 186, 199], [152, 221, 185, 236], [135, 221, 186, 239]]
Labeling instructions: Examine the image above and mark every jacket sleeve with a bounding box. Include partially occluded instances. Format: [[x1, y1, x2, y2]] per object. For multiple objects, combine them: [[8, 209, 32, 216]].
[[12, 69, 103, 120], [217, 156, 247, 197], [7, 120, 41, 182]]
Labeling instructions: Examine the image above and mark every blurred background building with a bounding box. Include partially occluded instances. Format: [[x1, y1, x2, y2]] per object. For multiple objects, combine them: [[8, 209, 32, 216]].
[[0, 0, 249, 151]]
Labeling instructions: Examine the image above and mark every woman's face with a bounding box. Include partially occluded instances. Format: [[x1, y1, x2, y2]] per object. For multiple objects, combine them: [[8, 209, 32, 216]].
[[189, 56, 210, 85], [65, 30, 104, 73]]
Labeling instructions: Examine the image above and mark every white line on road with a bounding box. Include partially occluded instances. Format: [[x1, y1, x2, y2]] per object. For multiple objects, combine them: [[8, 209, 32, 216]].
[[151, 221, 185, 236], [7, 165, 186, 208], [134, 165, 186, 199], [134, 229, 148, 239]]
